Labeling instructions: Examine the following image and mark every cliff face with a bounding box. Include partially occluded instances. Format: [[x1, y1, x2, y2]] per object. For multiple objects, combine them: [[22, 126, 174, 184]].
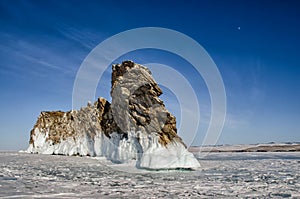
[[27, 61, 200, 169], [110, 61, 185, 146]]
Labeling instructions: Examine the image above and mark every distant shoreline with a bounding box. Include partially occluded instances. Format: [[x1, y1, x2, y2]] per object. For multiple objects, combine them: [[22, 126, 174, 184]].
[[189, 143, 300, 153], [1, 143, 300, 153]]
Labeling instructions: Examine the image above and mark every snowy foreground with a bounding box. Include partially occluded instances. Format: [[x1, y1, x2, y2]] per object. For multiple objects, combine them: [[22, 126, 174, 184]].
[[1, 152, 299, 198]]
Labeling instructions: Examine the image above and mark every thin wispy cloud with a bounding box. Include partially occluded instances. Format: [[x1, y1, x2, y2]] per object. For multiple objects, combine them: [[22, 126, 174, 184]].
[[0, 32, 77, 78], [55, 23, 99, 50], [20, 53, 72, 74]]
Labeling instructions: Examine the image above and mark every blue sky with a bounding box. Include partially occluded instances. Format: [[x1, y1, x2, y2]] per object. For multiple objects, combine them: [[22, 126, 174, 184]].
[[0, 0, 299, 150]]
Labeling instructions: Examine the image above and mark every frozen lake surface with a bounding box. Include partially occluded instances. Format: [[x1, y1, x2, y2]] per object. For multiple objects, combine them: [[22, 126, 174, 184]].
[[0, 152, 299, 198]]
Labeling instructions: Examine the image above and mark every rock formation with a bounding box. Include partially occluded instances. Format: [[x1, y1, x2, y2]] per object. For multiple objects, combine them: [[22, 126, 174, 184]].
[[27, 61, 200, 169]]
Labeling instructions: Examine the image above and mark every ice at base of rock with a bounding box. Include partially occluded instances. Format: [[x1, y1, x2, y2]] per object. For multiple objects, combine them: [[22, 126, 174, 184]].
[[26, 61, 200, 169], [26, 130, 200, 169]]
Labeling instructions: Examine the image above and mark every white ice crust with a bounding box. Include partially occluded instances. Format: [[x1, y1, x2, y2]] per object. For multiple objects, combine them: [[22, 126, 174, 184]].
[[26, 129, 200, 169]]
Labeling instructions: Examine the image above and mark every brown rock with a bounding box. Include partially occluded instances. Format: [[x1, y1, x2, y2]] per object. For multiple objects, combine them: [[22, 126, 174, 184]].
[[110, 61, 185, 147], [28, 61, 187, 155]]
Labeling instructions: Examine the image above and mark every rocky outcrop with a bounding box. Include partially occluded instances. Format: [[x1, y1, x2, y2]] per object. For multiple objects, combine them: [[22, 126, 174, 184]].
[[27, 98, 109, 156], [110, 61, 185, 147], [27, 61, 200, 169]]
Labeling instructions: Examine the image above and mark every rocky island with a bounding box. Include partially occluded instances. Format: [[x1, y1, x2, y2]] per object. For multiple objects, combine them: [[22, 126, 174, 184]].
[[26, 61, 200, 170]]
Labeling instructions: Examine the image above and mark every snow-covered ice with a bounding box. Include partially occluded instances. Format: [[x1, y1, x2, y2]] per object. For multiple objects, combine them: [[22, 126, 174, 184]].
[[1, 152, 299, 198]]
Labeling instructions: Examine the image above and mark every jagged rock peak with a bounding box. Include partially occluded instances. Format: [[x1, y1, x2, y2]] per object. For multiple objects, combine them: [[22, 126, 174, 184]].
[[110, 61, 185, 147], [111, 61, 161, 94]]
